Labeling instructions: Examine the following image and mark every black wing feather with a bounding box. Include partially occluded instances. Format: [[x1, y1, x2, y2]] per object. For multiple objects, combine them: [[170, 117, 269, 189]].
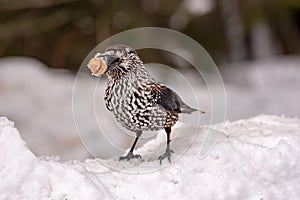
[[156, 86, 198, 113]]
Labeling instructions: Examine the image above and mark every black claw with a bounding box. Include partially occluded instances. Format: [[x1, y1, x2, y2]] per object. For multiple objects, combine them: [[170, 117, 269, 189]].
[[119, 152, 142, 161], [158, 149, 174, 164]]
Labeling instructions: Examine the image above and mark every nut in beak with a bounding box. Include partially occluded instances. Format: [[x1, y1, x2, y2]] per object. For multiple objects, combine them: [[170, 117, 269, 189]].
[[87, 57, 108, 76]]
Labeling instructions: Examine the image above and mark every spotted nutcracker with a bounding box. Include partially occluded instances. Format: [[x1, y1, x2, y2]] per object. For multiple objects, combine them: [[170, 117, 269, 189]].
[[87, 45, 204, 164]]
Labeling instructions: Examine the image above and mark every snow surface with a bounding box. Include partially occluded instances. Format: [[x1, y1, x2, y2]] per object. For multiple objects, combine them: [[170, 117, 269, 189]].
[[1, 115, 300, 200]]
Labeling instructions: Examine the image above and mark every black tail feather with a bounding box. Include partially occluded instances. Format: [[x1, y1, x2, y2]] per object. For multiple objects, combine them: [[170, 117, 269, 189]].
[[179, 104, 205, 114]]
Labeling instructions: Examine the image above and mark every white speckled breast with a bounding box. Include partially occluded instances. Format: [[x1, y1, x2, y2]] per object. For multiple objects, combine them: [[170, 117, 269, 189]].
[[104, 67, 171, 132]]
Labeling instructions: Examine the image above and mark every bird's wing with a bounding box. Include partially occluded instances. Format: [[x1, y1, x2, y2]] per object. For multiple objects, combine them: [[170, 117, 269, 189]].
[[149, 84, 199, 114]]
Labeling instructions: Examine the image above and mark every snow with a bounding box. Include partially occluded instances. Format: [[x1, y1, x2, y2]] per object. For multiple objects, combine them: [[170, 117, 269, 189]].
[[1, 115, 300, 200], [0, 57, 90, 160], [222, 56, 300, 120], [0, 117, 111, 200]]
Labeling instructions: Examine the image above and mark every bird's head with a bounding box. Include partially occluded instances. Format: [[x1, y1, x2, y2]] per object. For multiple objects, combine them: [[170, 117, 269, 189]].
[[88, 45, 143, 78]]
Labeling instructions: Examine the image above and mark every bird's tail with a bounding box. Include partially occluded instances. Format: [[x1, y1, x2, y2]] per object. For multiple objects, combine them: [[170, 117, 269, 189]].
[[180, 104, 205, 114]]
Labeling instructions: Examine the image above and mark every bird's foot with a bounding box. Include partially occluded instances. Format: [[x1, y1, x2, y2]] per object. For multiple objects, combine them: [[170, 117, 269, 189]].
[[119, 151, 142, 161], [158, 149, 174, 164]]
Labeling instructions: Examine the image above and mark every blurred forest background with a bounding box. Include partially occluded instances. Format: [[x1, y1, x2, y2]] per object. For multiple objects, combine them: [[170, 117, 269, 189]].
[[1, 0, 300, 69]]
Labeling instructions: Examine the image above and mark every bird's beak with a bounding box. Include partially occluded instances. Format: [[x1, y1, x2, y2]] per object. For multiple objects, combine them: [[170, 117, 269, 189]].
[[95, 52, 119, 70], [94, 52, 111, 58]]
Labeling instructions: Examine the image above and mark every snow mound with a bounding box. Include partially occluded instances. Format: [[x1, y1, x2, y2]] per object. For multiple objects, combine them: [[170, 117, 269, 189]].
[[0, 117, 111, 200], [1, 115, 300, 200]]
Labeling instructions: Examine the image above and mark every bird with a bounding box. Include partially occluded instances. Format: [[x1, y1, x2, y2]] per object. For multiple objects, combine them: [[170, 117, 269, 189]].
[[87, 45, 204, 164]]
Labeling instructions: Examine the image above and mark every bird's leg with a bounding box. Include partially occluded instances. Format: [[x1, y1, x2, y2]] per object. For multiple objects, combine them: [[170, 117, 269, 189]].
[[158, 127, 174, 164], [119, 131, 142, 161]]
